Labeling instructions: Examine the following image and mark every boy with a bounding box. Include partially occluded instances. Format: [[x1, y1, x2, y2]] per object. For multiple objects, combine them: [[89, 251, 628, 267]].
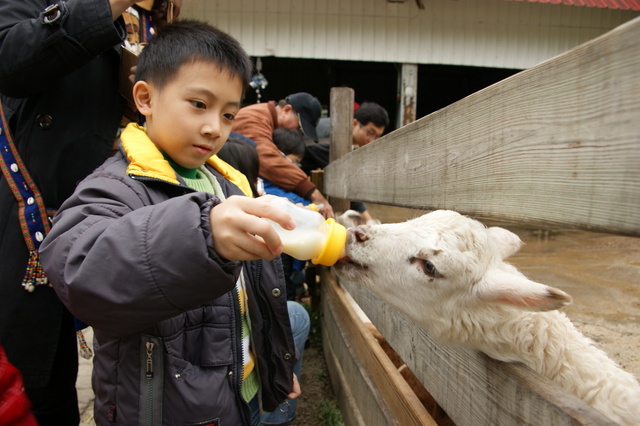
[[40, 20, 300, 426], [263, 128, 308, 205], [272, 128, 306, 165]]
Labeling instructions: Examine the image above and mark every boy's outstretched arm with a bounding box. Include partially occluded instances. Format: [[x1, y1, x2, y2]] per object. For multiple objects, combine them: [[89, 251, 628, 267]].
[[40, 182, 253, 336], [209, 195, 296, 261]]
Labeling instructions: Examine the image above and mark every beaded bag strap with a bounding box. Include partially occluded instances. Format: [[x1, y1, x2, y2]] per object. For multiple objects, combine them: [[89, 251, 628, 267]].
[[0, 104, 94, 358], [0, 102, 53, 292]]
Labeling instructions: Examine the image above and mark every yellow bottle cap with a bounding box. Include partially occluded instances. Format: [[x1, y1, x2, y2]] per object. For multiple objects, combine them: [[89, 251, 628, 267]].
[[312, 218, 347, 266]]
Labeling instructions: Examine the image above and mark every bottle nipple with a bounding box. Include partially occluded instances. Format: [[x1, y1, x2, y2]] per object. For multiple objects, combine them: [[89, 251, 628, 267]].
[[311, 218, 347, 266], [264, 196, 346, 266]]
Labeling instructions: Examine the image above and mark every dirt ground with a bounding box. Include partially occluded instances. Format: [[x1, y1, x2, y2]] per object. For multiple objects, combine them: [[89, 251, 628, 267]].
[[78, 204, 639, 426], [293, 324, 340, 426], [504, 225, 640, 378]]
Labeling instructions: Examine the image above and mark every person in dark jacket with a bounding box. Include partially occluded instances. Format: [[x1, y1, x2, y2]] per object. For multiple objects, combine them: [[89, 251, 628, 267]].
[[217, 134, 311, 425], [0, 1, 179, 424], [301, 101, 390, 224], [40, 20, 300, 426]]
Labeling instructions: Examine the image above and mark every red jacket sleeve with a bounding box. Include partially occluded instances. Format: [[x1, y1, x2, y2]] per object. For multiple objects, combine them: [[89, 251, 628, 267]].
[[0, 346, 38, 426]]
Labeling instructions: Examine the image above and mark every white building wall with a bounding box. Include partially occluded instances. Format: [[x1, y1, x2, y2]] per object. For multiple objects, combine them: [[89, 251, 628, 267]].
[[181, 0, 639, 70]]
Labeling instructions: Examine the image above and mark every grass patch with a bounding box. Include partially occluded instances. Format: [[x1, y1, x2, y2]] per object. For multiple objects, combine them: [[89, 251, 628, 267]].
[[314, 398, 345, 426]]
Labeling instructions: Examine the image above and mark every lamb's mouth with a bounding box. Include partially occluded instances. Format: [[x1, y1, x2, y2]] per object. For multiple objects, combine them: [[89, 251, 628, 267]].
[[334, 256, 368, 270]]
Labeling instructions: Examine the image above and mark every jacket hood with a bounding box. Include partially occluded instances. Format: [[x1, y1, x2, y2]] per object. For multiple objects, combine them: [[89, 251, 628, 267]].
[[121, 123, 253, 196]]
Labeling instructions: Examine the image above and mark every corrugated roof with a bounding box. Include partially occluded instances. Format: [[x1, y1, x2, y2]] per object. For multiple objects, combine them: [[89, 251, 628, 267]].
[[508, 0, 640, 10]]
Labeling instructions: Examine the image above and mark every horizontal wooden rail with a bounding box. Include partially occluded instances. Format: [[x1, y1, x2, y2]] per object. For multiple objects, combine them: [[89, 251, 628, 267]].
[[324, 16, 640, 236], [337, 273, 616, 426], [320, 269, 437, 426]]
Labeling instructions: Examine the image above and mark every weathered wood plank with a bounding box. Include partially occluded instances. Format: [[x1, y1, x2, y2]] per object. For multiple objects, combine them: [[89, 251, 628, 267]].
[[329, 87, 354, 163], [322, 284, 398, 426], [328, 87, 354, 214], [324, 17, 640, 236], [339, 274, 616, 426], [321, 269, 437, 426], [322, 333, 368, 426]]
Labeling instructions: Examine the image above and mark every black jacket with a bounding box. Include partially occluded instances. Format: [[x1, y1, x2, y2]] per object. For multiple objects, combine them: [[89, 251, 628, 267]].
[[0, 0, 126, 387]]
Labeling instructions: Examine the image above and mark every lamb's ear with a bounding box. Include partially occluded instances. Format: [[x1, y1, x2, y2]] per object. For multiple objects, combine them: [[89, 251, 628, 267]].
[[477, 269, 572, 311], [486, 226, 522, 260]]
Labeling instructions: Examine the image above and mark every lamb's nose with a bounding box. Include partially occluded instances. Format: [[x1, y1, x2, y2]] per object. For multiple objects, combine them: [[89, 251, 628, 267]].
[[350, 227, 369, 243]]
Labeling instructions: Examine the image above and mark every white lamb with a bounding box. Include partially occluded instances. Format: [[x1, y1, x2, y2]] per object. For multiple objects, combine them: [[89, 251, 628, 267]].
[[333, 210, 640, 425]]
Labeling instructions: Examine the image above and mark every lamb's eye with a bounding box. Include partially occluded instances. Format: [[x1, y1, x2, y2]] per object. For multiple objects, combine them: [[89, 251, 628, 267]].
[[420, 259, 442, 278]]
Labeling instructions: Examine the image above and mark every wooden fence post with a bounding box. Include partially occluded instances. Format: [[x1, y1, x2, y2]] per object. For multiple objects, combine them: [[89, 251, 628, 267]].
[[328, 87, 354, 214]]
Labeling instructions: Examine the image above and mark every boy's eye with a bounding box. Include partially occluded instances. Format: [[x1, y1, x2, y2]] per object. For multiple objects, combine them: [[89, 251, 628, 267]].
[[190, 100, 206, 109], [223, 113, 236, 121]]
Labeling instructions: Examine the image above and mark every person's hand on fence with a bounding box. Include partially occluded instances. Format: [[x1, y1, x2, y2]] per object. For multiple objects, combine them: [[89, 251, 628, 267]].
[[309, 189, 334, 219]]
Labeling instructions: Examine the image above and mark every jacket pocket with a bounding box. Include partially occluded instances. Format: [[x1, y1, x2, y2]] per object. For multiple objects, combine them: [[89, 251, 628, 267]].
[[163, 354, 242, 425], [163, 323, 234, 367]]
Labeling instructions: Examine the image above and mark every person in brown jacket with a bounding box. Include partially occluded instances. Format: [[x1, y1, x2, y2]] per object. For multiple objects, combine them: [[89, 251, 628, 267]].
[[232, 92, 335, 218]]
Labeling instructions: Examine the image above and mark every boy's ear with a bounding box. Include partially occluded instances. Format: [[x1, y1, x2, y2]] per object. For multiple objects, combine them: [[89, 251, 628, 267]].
[[132, 81, 153, 116]]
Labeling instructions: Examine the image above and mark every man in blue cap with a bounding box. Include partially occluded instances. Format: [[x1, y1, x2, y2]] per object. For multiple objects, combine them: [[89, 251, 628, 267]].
[[232, 92, 334, 219]]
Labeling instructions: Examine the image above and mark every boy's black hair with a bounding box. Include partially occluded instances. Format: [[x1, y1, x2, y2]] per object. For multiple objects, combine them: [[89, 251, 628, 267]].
[[135, 20, 253, 92], [217, 136, 260, 197], [354, 102, 390, 129], [272, 128, 305, 157]]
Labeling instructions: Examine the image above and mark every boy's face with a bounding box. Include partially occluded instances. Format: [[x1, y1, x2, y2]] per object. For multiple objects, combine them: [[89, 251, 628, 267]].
[[135, 60, 243, 169], [285, 153, 303, 165]]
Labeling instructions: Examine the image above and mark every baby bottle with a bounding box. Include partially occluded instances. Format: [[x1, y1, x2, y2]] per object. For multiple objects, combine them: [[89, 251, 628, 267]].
[[266, 196, 346, 266]]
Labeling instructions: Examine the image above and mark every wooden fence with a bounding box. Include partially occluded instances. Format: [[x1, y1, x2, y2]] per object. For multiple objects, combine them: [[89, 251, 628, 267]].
[[315, 15, 639, 426]]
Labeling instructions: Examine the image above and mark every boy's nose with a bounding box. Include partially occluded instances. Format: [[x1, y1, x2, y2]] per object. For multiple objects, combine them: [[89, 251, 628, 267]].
[[202, 117, 222, 138]]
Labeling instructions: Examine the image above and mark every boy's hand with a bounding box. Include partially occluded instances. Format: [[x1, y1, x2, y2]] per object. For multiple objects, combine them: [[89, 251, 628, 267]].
[[288, 374, 301, 400], [209, 195, 295, 261]]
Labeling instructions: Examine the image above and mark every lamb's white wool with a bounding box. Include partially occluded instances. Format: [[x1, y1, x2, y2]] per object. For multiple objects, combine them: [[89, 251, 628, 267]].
[[336, 210, 368, 228], [333, 210, 640, 425], [336, 210, 381, 229]]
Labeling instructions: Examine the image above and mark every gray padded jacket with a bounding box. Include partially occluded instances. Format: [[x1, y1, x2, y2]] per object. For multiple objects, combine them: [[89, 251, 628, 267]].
[[39, 126, 296, 425]]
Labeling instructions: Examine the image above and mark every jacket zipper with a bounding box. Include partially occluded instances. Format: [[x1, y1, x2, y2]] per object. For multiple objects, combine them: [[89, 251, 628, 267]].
[[253, 261, 278, 390], [140, 335, 163, 426], [234, 269, 251, 424], [145, 341, 154, 425]]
